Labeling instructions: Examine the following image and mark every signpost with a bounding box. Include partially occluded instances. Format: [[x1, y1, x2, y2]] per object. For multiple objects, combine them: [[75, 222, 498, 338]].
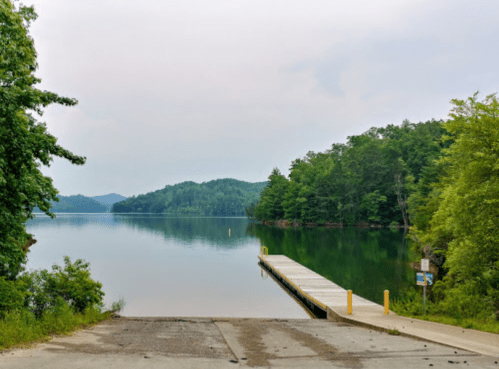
[[419, 259, 431, 314]]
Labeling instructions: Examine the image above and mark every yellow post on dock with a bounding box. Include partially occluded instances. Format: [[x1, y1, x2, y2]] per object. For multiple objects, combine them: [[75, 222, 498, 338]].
[[384, 290, 389, 315], [261, 246, 268, 258], [347, 290, 353, 315]]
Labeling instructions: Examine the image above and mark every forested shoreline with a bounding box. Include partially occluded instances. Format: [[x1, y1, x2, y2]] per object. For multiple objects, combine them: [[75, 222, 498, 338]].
[[253, 94, 499, 325], [252, 118, 447, 227], [111, 178, 266, 216], [33, 195, 110, 213]]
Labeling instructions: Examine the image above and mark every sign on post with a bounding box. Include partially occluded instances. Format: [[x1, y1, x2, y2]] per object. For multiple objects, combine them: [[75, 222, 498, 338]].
[[416, 272, 433, 286], [418, 260, 432, 315], [421, 258, 429, 272]]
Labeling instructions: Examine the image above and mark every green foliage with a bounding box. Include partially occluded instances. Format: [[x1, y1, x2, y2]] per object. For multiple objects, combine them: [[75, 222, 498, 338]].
[[33, 195, 110, 213], [361, 190, 387, 223], [406, 93, 499, 319], [0, 257, 115, 351], [390, 310, 499, 334], [254, 120, 445, 225], [0, 304, 110, 351], [254, 168, 289, 221], [0, 0, 85, 279], [0, 3, 116, 351], [392, 283, 499, 333], [433, 277, 495, 320], [112, 179, 265, 216], [22, 256, 104, 317], [391, 289, 437, 316], [110, 296, 126, 314], [244, 202, 256, 219], [0, 277, 26, 317]]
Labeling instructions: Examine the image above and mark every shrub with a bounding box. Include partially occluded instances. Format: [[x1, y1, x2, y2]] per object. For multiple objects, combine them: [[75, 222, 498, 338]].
[[433, 277, 495, 320], [0, 302, 110, 351], [392, 288, 438, 316], [0, 277, 26, 317], [22, 256, 104, 317], [110, 297, 126, 313]]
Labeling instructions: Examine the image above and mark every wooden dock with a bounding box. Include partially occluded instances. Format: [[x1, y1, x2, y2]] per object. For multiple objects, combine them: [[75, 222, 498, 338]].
[[258, 254, 379, 317]]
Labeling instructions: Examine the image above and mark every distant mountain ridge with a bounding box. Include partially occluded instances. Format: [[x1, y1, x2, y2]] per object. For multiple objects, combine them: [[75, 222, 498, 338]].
[[90, 193, 127, 205], [111, 178, 266, 216], [34, 193, 127, 213]]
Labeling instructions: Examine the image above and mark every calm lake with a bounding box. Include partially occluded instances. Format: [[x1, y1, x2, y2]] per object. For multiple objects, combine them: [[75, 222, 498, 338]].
[[25, 214, 414, 318]]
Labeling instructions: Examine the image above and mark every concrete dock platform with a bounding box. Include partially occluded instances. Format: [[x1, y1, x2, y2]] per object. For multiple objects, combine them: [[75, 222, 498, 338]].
[[259, 254, 499, 357]]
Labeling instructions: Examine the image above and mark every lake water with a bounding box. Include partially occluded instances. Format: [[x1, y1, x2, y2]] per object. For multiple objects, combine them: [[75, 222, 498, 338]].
[[25, 214, 414, 318]]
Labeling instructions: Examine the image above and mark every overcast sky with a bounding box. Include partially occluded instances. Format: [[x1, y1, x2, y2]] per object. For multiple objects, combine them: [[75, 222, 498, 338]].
[[28, 0, 499, 197]]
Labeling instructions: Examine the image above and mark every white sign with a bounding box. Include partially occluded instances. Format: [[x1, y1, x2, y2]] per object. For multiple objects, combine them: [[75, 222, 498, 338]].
[[421, 258, 429, 272]]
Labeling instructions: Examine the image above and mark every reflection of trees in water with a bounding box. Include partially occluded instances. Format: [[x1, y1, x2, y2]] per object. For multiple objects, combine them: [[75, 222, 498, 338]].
[[27, 214, 122, 229], [114, 215, 253, 248], [28, 215, 256, 249], [251, 224, 413, 304]]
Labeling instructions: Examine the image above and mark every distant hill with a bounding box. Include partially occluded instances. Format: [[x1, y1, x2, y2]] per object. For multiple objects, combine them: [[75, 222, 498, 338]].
[[91, 193, 127, 205], [34, 193, 127, 213], [111, 178, 267, 216]]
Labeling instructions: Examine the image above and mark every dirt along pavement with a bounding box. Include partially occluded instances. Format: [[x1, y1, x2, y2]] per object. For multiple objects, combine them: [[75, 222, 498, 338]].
[[1, 316, 498, 368]]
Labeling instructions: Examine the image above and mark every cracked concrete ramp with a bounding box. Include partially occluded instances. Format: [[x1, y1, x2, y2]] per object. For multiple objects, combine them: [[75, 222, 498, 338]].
[[1, 317, 498, 368]]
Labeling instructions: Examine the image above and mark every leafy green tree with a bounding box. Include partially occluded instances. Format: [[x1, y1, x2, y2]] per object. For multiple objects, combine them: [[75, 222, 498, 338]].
[[361, 190, 387, 223], [244, 202, 256, 219], [408, 93, 499, 318], [0, 0, 85, 279], [254, 168, 289, 220], [411, 93, 499, 317]]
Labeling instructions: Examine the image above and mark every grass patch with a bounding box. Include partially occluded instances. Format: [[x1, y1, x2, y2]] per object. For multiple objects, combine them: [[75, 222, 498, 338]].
[[0, 305, 113, 352], [0, 257, 127, 352], [391, 287, 499, 335], [393, 312, 499, 334]]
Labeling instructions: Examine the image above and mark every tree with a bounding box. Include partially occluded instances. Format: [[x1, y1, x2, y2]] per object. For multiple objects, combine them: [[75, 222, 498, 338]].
[[244, 202, 256, 219], [411, 93, 499, 317], [361, 190, 387, 223], [254, 168, 289, 221], [0, 0, 85, 279]]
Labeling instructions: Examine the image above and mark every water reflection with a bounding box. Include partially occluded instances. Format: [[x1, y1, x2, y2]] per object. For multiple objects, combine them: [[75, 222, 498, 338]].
[[25, 214, 311, 318], [247, 223, 414, 305], [25, 214, 414, 316], [114, 214, 250, 248]]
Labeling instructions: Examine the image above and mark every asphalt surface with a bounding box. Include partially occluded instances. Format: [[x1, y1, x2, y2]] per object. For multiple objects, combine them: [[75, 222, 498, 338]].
[[1, 316, 498, 368]]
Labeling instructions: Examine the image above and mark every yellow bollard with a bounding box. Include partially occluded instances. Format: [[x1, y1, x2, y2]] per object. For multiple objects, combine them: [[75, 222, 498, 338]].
[[384, 290, 389, 315], [347, 290, 353, 315], [261, 246, 268, 257]]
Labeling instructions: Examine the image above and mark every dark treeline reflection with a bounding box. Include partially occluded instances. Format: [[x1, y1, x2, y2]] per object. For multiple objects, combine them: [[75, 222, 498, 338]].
[[29, 214, 121, 229], [247, 224, 414, 304], [114, 215, 252, 248]]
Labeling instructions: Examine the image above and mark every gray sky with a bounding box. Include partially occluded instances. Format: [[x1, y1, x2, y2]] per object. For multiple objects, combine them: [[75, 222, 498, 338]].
[[29, 0, 499, 197]]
